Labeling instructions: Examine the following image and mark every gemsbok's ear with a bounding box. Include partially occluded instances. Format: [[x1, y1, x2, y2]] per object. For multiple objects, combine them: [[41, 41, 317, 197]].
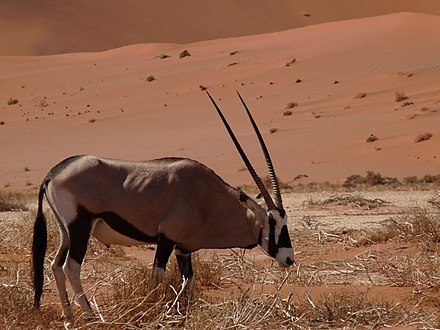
[[237, 188, 263, 213]]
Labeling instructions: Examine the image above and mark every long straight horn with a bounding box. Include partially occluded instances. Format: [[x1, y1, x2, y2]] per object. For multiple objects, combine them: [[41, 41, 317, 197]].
[[207, 91, 276, 210], [236, 91, 283, 209]]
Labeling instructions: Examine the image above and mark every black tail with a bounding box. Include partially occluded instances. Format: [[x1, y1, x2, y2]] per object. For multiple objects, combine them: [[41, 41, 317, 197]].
[[32, 182, 48, 309]]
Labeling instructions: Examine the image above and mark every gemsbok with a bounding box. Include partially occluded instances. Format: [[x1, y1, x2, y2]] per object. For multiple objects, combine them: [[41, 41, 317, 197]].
[[32, 91, 294, 320]]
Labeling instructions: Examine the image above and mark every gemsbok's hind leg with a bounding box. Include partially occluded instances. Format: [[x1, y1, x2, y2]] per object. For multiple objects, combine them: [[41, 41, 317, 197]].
[[63, 210, 95, 319], [51, 219, 73, 320]]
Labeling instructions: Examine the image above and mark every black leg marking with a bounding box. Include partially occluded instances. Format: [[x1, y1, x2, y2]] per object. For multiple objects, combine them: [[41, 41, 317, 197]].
[[68, 206, 94, 264], [175, 247, 194, 279], [154, 234, 175, 270]]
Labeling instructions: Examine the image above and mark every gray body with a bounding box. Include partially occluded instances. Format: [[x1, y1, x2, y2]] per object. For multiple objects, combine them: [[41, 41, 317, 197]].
[[49, 155, 260, 251]]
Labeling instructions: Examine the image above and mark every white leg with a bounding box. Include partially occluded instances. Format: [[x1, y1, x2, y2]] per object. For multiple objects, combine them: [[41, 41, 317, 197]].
[[51, 217, 73, 320], [63, 256, 94, 319]]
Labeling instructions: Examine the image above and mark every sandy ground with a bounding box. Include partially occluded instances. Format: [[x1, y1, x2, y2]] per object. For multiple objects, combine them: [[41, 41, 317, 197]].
[[1, 187, 438, 328]]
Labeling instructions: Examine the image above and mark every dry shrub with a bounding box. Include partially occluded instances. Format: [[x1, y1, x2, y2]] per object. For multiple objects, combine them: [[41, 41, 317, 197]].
[[366, 134, 378, 143], [0, 285, 60, 329], [179, 50, 191, 58], [286, 102, 298, 109], [354, 92, 367, 99], [0, 191, 29, 212], [395, 91, 409, 102], [375, 247, 440, 287], [297, 289, 435, 329], [306, 194, 389, 210], [344, 171, 400, 188], [359, 199, 440, 245], [415, 132, 433, 143]]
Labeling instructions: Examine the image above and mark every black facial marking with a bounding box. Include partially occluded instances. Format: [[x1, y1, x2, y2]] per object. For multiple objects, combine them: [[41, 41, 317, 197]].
[[96, 210, 157, 243], [278, 225, 293, 248], [268, 217, 278, 258], [154, 234, 175, 269], [277, 208, 286, 218]]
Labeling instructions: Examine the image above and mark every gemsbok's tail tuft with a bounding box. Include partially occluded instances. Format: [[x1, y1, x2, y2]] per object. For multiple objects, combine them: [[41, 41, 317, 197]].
[[32, 181, 48, 309]]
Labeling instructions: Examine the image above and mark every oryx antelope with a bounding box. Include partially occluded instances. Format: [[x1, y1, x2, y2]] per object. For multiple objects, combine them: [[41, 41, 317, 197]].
[[32, 91, 294, 320]]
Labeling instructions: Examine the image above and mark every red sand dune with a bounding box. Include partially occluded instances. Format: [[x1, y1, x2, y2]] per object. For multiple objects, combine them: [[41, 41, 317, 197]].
[[1, 0, 440, 56], [1, 9, 440, 191]]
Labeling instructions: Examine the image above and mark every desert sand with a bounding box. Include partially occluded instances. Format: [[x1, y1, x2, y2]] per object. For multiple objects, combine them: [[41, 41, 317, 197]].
[[1, 3, 440, 191]]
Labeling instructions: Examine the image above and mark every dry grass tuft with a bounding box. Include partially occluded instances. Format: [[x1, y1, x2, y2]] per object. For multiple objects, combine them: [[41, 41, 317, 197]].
[[0, 191, 29, 212], [395, 91, 409, 102], [415, 132, 433, 143], [306, 194, 389, 210]]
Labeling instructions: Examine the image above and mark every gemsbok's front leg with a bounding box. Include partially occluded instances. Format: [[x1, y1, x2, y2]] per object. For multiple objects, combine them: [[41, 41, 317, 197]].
[[175, 247, 195, 300], [153, 234, 175, 285]]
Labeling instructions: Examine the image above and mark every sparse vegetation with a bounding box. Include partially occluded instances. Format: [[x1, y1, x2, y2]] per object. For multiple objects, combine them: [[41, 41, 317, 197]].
[[366, 134, 378, 143], [401, 101, 413, 107], [1, 186, 439, 328], [354, 92, 367, 99], [39, 98, 49, 108], [285, 58, 296, 66], [306, 194, 389, 210], [395, 91, 409, 102], [179, 50, 191, 58], [344, 171, 400, 188], [286, 102, 298, 109], [415, 132, 433, 143], [7, 98, 19, 105], [0, 191, 29, 211]]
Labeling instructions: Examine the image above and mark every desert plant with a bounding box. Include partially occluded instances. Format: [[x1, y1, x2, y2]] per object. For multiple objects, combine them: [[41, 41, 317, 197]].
[[0, 191, 29, 212], [354, 92, 367, 99], [415, 132, 433, 143], [146, 75, 156, 82], [179, 50, 191, 58], [7, 98, 19, 105], [395, 91, 408, 102], [39, 98, 49, 108], [286, 102, 298, 109], [366, 134, 378, 143]]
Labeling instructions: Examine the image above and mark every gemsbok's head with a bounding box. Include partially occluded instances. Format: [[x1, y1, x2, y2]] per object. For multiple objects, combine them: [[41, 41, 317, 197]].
[[207, 91, 294, 267]]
